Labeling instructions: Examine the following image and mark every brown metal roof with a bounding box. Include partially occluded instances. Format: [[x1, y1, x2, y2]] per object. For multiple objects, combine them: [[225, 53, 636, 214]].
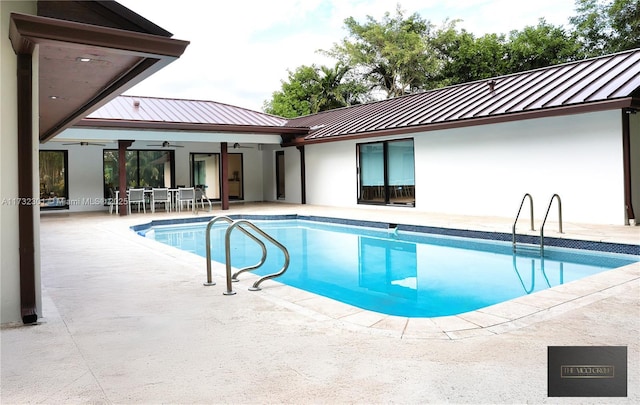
[[284, 48, 640, 145], [82, 95, 289, 127]]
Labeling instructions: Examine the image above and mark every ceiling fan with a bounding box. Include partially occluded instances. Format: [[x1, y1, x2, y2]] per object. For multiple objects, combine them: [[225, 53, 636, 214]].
[[231, 142, 253, 149], [62, 141, 106, 146], [147, 141, 184, 148]]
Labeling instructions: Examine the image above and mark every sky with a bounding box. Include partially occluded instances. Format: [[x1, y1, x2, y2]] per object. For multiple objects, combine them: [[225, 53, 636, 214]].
[[118, 0, 579, 112]]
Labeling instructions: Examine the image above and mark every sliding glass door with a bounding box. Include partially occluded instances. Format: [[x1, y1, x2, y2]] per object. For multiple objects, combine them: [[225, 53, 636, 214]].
[[190, 153, 220, 199], [357, 139, 415, 206], [189, 152, 244, 200]]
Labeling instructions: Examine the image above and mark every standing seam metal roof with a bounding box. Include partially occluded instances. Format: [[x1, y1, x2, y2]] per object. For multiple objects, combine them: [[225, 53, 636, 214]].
[[85, 95, 288, 127], [79, 49, 640, 143], [286, 49, 640, 141]]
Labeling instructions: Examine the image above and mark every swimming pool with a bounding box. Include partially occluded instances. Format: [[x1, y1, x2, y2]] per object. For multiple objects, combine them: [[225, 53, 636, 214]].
[[138, 217, 638, 317]]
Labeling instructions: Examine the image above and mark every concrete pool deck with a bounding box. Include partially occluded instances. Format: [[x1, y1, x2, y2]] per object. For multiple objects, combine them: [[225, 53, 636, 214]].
[[2, 203, 639, 403]]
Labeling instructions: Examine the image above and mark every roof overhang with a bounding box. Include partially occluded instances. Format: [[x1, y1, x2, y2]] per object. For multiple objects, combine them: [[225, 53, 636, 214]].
[[9, 11, 189, 143], [74, 118, 310, 135], [55, 127, 286, 145], [282, 97, 638, 147]]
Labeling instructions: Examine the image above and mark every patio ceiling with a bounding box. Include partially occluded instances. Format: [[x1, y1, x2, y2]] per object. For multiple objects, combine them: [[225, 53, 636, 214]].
[[8, 1, 189, 143]]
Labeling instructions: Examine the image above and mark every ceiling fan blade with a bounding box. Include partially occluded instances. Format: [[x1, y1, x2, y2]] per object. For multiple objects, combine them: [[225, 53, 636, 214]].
[[232, 143, 253, 149], [147, 141, 184, 148], [62, 141, 106, 146]]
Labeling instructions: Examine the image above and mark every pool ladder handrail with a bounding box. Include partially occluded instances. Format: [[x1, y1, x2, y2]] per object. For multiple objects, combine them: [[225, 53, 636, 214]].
[[194, 186, 213, 214], [539, 194, 563, 255], [204, 215, 267, 287], [512, 193, 535, 252], [224, 219, 290, 294], [203, 216, 290, 295]]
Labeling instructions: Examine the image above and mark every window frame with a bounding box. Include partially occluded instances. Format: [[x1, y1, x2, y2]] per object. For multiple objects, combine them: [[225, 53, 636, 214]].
[[102, 149, 175, 201], [39, 150, 69, 210], [356, 138, 415, 207]]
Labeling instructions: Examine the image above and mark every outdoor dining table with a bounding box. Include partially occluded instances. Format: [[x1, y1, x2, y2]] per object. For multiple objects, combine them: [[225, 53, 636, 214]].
[[113, 188, 180, 214]]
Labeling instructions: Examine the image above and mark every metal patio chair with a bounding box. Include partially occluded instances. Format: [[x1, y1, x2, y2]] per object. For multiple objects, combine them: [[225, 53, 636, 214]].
[[176, 187, 195, 213], [151, 188, 171, 213], [127, 188, 146, 214]]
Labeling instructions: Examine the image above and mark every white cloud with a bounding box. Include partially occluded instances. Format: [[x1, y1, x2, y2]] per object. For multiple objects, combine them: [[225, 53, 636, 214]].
[[119, 0, 577, 111]]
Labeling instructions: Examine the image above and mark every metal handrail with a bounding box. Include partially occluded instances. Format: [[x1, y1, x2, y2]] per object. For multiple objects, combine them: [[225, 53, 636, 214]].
[[512, 193, 534, 252], [540, 194, 563, 255], [203, 216, 266, 287], [194, 187, 212, 214], [224, 219, 290, 294]]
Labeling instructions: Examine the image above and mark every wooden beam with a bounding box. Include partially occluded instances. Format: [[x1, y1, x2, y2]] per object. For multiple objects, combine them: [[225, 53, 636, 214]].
[[221, 142, 229, 210], [297, 146, 306, 204], [118, 140, 133, 216]]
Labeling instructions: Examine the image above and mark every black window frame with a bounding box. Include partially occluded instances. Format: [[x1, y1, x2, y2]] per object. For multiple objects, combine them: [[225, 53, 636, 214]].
[[39, 149, 69, 210], [356, 138, 415, 207]]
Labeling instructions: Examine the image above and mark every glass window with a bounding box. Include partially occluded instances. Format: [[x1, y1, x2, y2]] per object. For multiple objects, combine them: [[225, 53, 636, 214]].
[[39, 150, 68, 209], [103, 149, 174, 200], [357, 139, 415, 206]]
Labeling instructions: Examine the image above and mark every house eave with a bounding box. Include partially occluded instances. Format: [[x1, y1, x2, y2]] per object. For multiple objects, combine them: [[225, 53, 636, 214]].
[[282, 98, 636, 147], [75, 118, 311, 135]]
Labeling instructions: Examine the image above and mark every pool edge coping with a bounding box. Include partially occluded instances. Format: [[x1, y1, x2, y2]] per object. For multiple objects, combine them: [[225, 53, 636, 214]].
[[132, 214, 640, 340]]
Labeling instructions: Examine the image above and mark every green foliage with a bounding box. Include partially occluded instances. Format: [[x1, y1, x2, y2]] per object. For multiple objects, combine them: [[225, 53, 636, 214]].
[[325, 5, 438, 97], [506, 19, 583, 72], [570, 0, 640, 56], [607, 0, 640, 51], [263, 63, 368, 118], [431, 20, 510, 86]]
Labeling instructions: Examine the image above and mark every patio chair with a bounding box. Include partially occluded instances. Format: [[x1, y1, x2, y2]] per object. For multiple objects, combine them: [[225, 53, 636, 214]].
[[176, 187, 195, 212], [128, 188, 146, 214], [107, 187, 117, 214], [151, 188, 171, 213]]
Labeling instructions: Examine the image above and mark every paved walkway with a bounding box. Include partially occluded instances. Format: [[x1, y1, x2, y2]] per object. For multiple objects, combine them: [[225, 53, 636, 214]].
[[2, 203, 639, 404]]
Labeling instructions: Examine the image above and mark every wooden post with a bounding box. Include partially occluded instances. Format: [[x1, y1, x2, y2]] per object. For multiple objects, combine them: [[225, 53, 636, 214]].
[[221, 142, 229, 210], [118, 140, 133, 216], [17, 53, 38, 324]]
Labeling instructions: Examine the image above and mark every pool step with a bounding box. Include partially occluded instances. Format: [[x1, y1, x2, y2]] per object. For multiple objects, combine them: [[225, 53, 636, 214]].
[[514, 243, 542, 257]]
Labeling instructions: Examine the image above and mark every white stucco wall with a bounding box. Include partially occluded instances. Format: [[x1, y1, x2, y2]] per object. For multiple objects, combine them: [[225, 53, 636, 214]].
[[282, 146, 302, 204], [303, 111, 627, 225], [1, 0, 39, 325], [261, 145, 302, 204]]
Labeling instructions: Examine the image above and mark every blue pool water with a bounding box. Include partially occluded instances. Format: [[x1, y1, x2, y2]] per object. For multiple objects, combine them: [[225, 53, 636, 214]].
[[142, 219, 638, 317]]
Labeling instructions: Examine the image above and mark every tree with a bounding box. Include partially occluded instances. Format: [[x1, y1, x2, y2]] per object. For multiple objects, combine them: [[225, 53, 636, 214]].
[[506, 19, 582, 72], [570, 0, 640, 56], [324, 5, 438, 98], [263, 65, 320, 118], [607, 0, 640, 52], [431, 20, 510, 86], [263, 63, 367, 118]]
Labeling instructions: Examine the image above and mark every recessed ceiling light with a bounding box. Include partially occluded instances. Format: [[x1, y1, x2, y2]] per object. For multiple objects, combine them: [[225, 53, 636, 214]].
[[77, 57, 92, 62], [49, 95, 59, 100]]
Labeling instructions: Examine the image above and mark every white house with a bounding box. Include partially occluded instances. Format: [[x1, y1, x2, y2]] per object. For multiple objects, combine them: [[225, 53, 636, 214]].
[[47, 49, 640, 227]]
